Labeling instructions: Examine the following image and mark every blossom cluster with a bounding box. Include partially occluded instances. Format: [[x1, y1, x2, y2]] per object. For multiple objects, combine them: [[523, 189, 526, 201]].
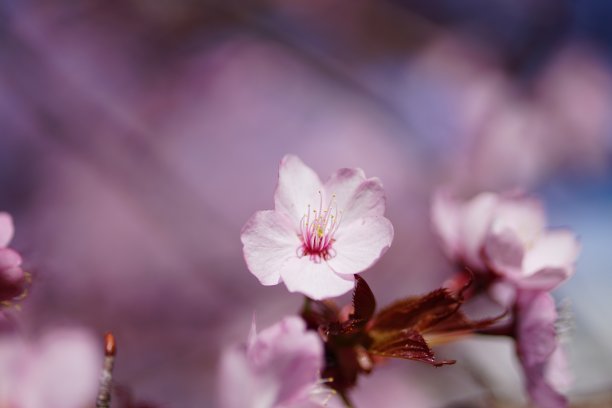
[[0, 155, 580, 408], [432, 190, 578, 407], [230, 155, 579, 408], [0, 213, 28, 309]]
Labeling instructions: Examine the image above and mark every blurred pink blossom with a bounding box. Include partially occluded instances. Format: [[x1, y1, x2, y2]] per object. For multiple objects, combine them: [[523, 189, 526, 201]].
[[431, 190, 499, 270], [241, 155, 393, 300], [0, 328, 102, 408], [483, 197, 580, 291], [218, 316, 324, 408], [432, 190, 579, 292], [456, 45, 612, 190], [0, 212, 26, 303], [515, 291, 571, 408]]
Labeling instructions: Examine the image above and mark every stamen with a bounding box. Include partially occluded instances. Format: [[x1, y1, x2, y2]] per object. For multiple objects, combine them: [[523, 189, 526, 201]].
[[297, 192, 342, 262], [555, 298, 574, 342], [310, 375, 337, 406]]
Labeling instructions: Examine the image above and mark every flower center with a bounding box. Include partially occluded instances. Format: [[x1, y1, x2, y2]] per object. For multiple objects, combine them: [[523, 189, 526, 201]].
[[297, 191, 342, 262]]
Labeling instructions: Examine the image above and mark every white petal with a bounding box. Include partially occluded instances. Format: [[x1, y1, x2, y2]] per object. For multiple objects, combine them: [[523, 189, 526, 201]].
[[327, 216, 393, 275], [241, 210, 299, 286], [280, 258, 354, 300], [518, 268, 570, 291], [460, 192, 499, 268], [491, 197, 546, 247], [249, 317, 323, 406], [219, 345, 276, 408], [15, 330, 101, 408], [523, 230, 580, 276], [274, 155, 323, 225], [324, 168, 385, 223], [431, 189, 462, 260], [0, 213, 14, 248], [483, 228, 525, 279]]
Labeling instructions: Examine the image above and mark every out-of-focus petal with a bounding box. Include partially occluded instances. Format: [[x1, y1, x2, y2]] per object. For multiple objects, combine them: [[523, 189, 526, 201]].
[[490, 198, 546, 245], [488, 280, 516, 308], [526, 379, 568, 408], [523, 230, 580, 277], [484, 229, 525, 278], [516, 291, 557, 368], [241, 210, 297, 286], [546, 346, 572, 394], [219, 316, 323, 408], [327, 216, 393, 275], [274, 155, 323, 225], [0, 248, 22, 269], [0, 335, 24, 401], [219, 344, 275, 408], [248, 317, 322, 406], [431, 189, 462, 260], [0, 213, 14, 248], [4, 329, 101, 408], [460, 192, 499, 268], [280, 258, 354, 300], [516, 291, 569, 408], [518, 268, 571, 291]]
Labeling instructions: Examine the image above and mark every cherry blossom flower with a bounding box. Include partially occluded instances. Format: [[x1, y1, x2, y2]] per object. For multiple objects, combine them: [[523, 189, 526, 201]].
[[483, 197, 580, 291], [218, 316, 325, 408], [431, 190, 579, 291], [515, 291, 571, 408], [432, 190, 499, 271], [0, 212, 27, 303], [241, 155, 394, 300], [0, 328, 102, 408]]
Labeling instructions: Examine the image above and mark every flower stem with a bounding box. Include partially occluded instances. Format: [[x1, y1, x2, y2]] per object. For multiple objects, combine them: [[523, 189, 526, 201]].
[[339, 390, 356, 408]]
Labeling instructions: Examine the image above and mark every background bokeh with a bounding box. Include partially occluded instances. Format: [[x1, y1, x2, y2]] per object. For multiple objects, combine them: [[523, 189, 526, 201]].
[[1, 1, 611, 407]]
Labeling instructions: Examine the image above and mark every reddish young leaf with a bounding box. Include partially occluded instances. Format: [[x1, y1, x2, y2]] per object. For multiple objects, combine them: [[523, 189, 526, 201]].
[[370, 288, 462, 333], [350, 275, 376, 324], [369, 328, 455, 367], [431, 310, 506, 334]]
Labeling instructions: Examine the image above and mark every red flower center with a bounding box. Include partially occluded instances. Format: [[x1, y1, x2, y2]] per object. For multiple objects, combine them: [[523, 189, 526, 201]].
[[297, 192, 342, 262]]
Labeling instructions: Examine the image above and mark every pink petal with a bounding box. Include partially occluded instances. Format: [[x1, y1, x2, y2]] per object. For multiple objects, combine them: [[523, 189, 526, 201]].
[[0, 248, 22, 269], [488, 280, 517, 308], [248, 317, 322, 405], [327, 216, 393, 276], [219, 344, 272, 408], [518, 267, 571, 291], [460, 192, 499, 269], [324, 168, 386, 223], [515, 290, 569, 408], [274, 155, 323, 225], [280, 258, 354, 300], [241, 210, 298, 286], [526, 379, 568, 408], [490, 197, 546, 246], [247, 315, 257, 350], [523, 230, 580, 277], [0, 213, 14, 248], [15, 329, 102, 408], [0, 335, 24, 395], [483, 228, 525, 279], [219, 317, 323, 408], [431, 189, 462, 260], [516, 291, 557, 368], [546, 346, 572, 393]]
